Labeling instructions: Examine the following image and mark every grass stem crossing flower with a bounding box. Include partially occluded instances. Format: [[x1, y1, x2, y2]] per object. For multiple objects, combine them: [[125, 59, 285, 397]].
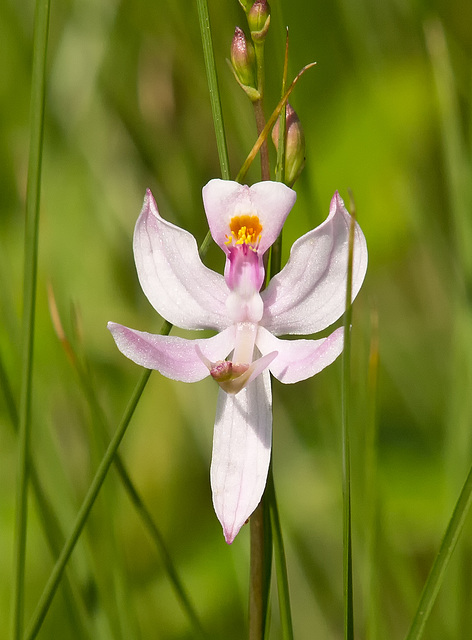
[[108, 179, 367, 543]]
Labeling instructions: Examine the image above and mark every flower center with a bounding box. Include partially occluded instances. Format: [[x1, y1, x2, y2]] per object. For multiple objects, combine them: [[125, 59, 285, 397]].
[[225, 215, 262, 247]]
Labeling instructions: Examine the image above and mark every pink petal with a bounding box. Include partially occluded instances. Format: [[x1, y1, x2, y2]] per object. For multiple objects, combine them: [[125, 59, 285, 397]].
[[211, 370, 272, 543], [134, 190, 230, 331], [256, 326, 344, 383], [202, 179, 296, 254], [261, 191, 368, 335], [108, 322, 236, 382]]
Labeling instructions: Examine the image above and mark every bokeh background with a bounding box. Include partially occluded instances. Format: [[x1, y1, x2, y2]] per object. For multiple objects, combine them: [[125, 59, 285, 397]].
[[1, 0, 472, 638]]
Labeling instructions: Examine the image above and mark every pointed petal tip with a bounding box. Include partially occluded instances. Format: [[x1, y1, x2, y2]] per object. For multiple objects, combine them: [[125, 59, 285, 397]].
[[139, 189, 160, 224], [331, 190, 344, 210], [223, 520, 245, 544], [224, 530, 236, 545]]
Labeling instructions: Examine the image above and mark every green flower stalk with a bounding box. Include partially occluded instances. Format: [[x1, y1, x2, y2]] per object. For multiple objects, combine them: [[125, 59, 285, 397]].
[[272, 103, 306, 187], [230, 27, 260, 101]]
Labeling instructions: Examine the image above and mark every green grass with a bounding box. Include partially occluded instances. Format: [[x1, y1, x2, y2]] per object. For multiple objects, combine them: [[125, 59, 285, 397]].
[[1, 0, 472, 638]]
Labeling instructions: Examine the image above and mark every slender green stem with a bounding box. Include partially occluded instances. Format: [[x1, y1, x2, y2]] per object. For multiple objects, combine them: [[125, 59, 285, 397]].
[[199, 230, 213, 259], [80, 379, 205, 638], [274, 30, 289, 186], [249, 502, 271, 640], [266, 468, 293, 640], [12, 0, 50, 638], [113, 454, 207, 638], [249, 33, 271, 639], [364, 312, 380, 640], [47, 288, 206, 638], [342, 201, 356, 640], [261, 35, 293, 639], [1, 350, 92, 639], [249, 31, 293, 638], [405, 461, 472, 640], [24, 367, 152, 640], [253, 100, 270, 181], [253, 40, 270, 180], [195, 0, 230, 180], [269, 30, 289, 281]]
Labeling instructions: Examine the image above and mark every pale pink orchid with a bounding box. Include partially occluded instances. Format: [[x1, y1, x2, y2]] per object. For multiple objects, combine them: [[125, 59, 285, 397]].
[[108, 179, 367, 543]]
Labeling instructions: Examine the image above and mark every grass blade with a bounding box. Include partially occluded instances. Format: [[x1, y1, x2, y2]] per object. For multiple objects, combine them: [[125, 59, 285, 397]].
[[266, 468, 293, 640], [364, 312, 380, 640], [342, 196, 357, 640], [48, 290, 206, 638], [1, 350, 93, 638], [405, 462, 472, 640], [24, 367, 152, 640], [11, 0, 51, 637], [195, 0, 230, 180], [235, 62, 316, 184]]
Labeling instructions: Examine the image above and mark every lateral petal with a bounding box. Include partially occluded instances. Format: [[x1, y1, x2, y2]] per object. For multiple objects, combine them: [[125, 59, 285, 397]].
[[134, 190, 229, 331], [211, 369, 272, 543], [261, 191, 368, 335], [108, 322, 236, 382], [202, 179, 296, 254], [256, 326, 344, 384]]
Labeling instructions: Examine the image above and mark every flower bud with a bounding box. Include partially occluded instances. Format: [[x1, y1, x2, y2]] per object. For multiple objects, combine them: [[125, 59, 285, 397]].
[[248, 0, 270, 42], [231, 27, 256, 88], [229, 27, 260, 101], [272, 103, 306, 186]]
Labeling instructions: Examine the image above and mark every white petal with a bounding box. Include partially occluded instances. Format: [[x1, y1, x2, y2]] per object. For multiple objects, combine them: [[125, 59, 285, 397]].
[[261, 192, 368, 335], [202, 179, 296, 254], [134, 190, 230, 331], [108, 322, 236, 382], [211, 369, 272, 543], [256, 326, 344, 383]]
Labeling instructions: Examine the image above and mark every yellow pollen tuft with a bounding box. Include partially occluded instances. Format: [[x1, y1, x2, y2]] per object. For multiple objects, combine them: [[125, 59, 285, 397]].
[[224, 215, 263, 246]]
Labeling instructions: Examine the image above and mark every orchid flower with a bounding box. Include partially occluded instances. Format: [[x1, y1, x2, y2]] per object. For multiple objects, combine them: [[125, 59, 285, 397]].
[[108, 179, 367, 543]]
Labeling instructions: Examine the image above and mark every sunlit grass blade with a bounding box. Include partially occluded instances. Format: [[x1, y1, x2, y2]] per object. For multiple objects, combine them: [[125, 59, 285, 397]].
[[425, 20, 472, 279], [269, 29, 289, 281], [274, 29, 289, 186], [249, 500, 272, 640], [364, 312, 380, 640], [24, 366, 153, 640], [48, 290, 207, 638], [342, 195, 357, 640], [1, 350, 92, 639], [424, 19, 472, 636], [196, 0, 230, 180], [236, 62, 316, 184], [405, 461, 472, 640], [11, 0, 51, 637], [266, 467, 293, 640]]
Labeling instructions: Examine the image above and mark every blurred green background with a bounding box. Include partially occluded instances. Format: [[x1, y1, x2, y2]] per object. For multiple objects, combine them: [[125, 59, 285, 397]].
[[1, 0, 472, 638]]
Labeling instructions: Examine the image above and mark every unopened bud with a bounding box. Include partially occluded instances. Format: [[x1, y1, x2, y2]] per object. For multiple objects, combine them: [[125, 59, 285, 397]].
[[229, 27, 260, 101], [231, 28, 256, 87], [272, 103, 306, 186], [248, 0, 270, 42]]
